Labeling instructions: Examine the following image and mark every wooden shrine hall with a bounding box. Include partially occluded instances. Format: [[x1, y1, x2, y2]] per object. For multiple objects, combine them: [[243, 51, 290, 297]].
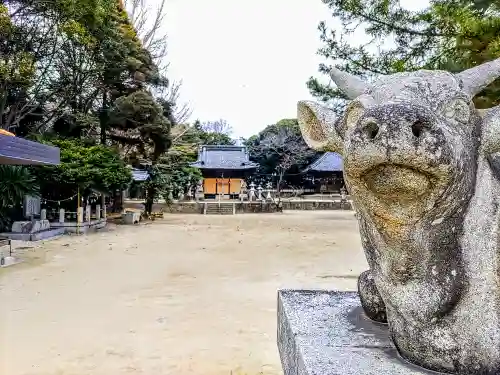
[[191, 145, 258, 199], [302, 152, 344, 194]]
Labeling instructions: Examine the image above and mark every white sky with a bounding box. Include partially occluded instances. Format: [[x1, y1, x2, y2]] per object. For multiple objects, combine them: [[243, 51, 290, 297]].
[[161, 0, 428, 138]]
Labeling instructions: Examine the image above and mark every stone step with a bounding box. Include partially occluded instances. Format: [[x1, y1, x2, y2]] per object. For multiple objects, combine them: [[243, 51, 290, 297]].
[[204, 203, 235, 215]]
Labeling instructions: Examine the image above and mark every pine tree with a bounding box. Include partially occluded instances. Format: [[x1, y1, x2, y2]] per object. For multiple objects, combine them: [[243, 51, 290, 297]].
[[309, 0, 500, 110]]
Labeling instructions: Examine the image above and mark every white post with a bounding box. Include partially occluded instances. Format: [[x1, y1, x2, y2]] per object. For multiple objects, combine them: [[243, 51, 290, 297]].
[[96, 204, 101, 220], [59, 209, 65, 223], [40, 208, 47, 220], [77, 207, 84, 224], [85, 206, 91, 223], [101, 196, 107, 219]]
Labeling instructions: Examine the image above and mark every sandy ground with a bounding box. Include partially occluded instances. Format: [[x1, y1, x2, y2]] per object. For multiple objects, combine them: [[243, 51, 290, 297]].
[[0, 211, 366, 375]]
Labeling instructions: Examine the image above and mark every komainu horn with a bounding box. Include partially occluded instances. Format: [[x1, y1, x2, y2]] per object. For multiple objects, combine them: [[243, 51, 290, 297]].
[[298, 58, 500, 374]]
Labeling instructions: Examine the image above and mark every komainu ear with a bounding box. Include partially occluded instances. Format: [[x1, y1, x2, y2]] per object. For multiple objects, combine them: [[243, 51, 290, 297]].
[[480, 105, 500, 155], [297, 101, 344, 155]]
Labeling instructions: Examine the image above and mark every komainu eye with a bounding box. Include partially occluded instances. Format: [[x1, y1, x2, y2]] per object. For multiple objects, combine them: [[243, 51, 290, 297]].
[[443, 99, 470, 123]]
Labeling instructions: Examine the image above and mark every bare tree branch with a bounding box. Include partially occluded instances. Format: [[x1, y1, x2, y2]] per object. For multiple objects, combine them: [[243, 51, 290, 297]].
[[123, 0, 192, 125], [123, 0, 168, 62], [200, 119, 233, 135]]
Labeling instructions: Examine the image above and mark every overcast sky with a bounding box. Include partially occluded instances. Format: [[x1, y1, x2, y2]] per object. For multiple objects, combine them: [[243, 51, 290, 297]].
[[161, 0, 428, 139]]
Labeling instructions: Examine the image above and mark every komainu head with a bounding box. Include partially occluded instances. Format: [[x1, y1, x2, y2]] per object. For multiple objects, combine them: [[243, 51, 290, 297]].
[[298, 59, 500, 224]]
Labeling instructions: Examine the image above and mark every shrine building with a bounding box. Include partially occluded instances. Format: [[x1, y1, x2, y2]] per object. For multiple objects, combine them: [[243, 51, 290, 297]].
[[191, 145, 258, 199], [301, 152, 344, 194]]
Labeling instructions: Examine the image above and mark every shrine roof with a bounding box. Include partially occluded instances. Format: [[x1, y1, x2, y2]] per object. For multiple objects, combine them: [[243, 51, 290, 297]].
[[0, 134, 60, 165], [190, 145, 258, 170], [303, 152, 343, 173]]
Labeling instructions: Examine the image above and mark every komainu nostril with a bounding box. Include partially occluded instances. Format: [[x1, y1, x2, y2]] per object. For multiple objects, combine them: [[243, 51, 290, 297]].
[[412, 121, 424, 138], [364, 121, 379, 140]]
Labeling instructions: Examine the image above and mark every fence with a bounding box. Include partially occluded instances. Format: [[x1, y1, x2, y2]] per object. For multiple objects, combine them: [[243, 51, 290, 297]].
[[48, 205, 107, 233]]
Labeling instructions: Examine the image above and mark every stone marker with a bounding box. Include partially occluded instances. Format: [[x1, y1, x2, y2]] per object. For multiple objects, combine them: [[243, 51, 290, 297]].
[[85, 206, 91, 223], [286, 58, 500, 374], [23, 195, 41, 218]]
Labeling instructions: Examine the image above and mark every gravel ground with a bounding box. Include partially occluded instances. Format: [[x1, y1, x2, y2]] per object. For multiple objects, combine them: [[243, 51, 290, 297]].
[[0, 211, 366, 375]]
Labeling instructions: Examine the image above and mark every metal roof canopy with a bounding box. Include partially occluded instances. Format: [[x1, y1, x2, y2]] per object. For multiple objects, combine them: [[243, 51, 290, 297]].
[[0, 134, 60, 165], [131, 168, 150, 182], [302, 152, 343, 173], [190, 144, 258, 170]]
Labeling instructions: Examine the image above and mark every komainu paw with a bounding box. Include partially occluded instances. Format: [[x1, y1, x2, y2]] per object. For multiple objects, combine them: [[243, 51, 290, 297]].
[[358, 270, 387, 324]]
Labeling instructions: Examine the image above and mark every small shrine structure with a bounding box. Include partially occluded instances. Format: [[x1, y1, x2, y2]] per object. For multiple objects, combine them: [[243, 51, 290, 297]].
[[190, 145, 258, 199]]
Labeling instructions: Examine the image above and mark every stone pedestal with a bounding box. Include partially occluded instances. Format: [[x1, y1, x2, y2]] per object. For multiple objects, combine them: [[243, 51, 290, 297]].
[[122, 211, 140, 225], [277, 290, 435, 375], [1, 256, 22, 267], [4, 219, 62, 241], [11, 220, 50, 234]]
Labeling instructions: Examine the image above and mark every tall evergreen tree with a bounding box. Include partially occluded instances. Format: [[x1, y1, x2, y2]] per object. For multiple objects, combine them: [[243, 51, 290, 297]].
[[309, 0, 500, 111]]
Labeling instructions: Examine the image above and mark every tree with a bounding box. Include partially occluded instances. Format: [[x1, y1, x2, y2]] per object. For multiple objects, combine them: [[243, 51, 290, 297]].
[[309, 0, 500, 111], [32, 138, 132, 207], [200, 119, 233, 135], [123, 0, 168, 64], [0, 0, 118, 132], [155, 147, 202, 200], [191, 119, 234, 145], [0, 0, 169, 153], [0, 0, 198, 212], [0, 166, 39, 231], [109, 89, 171, 162], [199, 131, 234, 146], [123, 0, 192, 124], [0, 0, 184, 218], [246, 119, 319, 205]]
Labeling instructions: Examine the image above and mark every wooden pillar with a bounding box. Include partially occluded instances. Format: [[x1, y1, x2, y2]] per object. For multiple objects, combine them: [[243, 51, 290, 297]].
[[77, 207, 84, 224]]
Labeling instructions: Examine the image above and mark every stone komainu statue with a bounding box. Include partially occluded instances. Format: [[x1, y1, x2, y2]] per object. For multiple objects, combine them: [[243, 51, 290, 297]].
[[297, 58, 500, 374]]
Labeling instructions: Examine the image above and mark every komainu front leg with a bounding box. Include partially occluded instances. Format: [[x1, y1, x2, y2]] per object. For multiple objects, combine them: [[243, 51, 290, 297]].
[[358, 270, 387, 323]]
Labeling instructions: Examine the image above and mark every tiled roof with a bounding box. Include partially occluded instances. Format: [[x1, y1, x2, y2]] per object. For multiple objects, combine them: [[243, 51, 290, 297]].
[[0, 134, 60, 165], [303, 152, 343, 173], [131, 168, 149, 181], [190, 145, 258, 170]]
